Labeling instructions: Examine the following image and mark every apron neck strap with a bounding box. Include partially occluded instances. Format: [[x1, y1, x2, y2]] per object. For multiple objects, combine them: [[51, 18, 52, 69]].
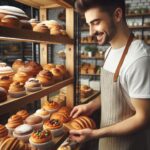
[[113, 33, 134, 82]]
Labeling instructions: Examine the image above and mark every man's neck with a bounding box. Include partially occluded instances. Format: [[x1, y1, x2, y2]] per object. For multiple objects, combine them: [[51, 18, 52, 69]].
[[110, 26, 131, 49]]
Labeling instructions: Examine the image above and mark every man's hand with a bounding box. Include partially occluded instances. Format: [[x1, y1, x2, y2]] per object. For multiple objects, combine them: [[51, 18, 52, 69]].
[[70, 104, 92, 118], [69, 128, 96, 143]]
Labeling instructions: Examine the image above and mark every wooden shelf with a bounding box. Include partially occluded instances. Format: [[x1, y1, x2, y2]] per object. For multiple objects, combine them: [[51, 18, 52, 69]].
[[129, 26, 150, 30], [80, 73, 100, 76], [0, 26, 73, 44], [82, 25, 150, 31], [0, 78, 73, 115], [80, 90, 100, 104], [126, 12, 150, 17], [81, 42, 97, 45], [81, 55, 104, 60], [15, 0, 73, 8]]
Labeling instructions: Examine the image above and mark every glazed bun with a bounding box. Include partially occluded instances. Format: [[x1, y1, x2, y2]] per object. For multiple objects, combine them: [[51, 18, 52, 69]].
[[42, 101, 60, 112], [70, 116, 96, 130], [33, 23, 50, 34], [56, 64, 69, 79], [0, 87, 7, 103], [29, 18, 40, 28], [13, 72, 29, 83], [25, 115, 43, 126], [58, 106, 71, 115], [36, 70, 55, 86], [0, 66, 14, 79], [12, 59, 25, 72], [1, 15, 21, 29], [43, 63, 56, 71], [0, 124, 8, 138], [16, 110, 29, 120], [50, 68, 63, 82], [30, 129, 52, 144], [0, 76, 12, 91]]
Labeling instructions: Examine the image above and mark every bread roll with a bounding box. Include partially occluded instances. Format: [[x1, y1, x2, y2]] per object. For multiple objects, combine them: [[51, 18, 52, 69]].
[[20, 20, 32, 30], [0, 76, 12, 91], [33, 23, 50, 34], [12, 59, 25, 72]]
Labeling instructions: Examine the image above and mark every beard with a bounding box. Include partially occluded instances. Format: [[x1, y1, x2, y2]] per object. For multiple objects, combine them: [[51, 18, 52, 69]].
[[93, 19, 116, 46]]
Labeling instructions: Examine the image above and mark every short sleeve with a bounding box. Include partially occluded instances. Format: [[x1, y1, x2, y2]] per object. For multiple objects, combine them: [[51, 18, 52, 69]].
[[125, 56, 150, 99]]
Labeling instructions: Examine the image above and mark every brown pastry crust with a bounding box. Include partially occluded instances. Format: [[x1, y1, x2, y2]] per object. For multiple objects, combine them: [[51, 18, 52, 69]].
[[58, 106, 71, 115], [43, 101, 60, 111], [50, 68, 63, 82], [20, 20, 32, 30], [43, 119, 63, 130], [36, 70, 55, 86], [50, 112, 70, 123], [0, 87, 7, 102], [13, 72, 29, 83], [16, 110, 29, 120], [25, 115, 42, 125], [29, 18, 40, 28], [9, 81, 25, 92], [6, 115, 23, 129], [43, 63, 56, 71], [0, 124, 8, 138], [0, 75, 12, 91], [25, 78, 41, 88], [33, 23, 50, 34], [71, 116, 96, 130], [12, 59, 25, 72], [30, 129, 51, 143], [1, 15, 21, 28]]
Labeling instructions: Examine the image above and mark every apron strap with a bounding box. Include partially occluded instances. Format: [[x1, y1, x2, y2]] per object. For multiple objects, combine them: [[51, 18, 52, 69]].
[[113, 33, 134, 82], [104, 46, 111, 63]]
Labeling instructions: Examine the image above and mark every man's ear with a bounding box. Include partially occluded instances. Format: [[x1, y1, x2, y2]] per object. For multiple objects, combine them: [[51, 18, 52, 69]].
[[113, 8, 123, 23]]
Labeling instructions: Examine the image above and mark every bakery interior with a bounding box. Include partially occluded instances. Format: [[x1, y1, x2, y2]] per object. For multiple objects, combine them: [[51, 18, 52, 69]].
[[0, 0, 149, 150]]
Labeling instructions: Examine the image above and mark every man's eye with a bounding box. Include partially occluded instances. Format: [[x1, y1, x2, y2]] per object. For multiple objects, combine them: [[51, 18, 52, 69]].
[[93, 21, 100, 25]]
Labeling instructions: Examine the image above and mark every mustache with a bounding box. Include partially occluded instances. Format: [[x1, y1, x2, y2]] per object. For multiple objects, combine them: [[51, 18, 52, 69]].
[[93, 31, 102, 36]]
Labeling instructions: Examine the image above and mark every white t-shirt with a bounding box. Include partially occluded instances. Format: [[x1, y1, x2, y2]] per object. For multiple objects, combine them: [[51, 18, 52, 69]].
[[103, 40, 150, 99]]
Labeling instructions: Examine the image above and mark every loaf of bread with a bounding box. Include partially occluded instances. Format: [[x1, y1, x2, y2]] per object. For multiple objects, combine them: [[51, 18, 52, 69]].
[[70, 116, 96, 130]]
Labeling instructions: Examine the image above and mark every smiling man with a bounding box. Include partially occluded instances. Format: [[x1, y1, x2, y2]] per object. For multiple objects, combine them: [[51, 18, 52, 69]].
[[70, 0, 150, 150]]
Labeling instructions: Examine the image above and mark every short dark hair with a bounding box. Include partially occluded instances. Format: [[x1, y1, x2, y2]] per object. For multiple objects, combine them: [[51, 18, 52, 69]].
[[75, 0, 126, 18]]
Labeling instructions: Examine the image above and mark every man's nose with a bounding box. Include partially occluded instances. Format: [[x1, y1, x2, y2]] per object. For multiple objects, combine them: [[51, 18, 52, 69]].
[[89, 26, 95, 36]]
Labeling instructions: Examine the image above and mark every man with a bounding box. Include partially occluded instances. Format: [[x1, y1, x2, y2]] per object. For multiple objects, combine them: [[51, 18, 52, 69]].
[[70, 0, 150, 149]]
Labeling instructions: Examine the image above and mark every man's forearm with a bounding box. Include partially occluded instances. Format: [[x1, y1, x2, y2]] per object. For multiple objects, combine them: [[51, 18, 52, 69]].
[[93, 113, 149, 139], [87, 95, 101, 113]]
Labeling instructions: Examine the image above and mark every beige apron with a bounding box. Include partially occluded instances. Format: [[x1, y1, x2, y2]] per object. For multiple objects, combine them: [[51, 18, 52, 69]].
[[99, 34, 148, 150]]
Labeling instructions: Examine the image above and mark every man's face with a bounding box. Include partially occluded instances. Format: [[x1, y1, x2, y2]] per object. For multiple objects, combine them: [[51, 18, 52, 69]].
[[85, 7, 116, 45]]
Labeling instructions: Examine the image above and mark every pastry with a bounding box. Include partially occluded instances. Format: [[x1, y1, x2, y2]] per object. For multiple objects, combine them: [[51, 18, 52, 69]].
[[0, 124, 8, 139], [20, 20, 32, 30], [0, 6, 28, 20], [29, 18, 40, 28], [34, 109, 50, 121], [50, 68, 63, 82], [1, 15, 21, 29], [25, 78, 42, 92], [58, 106, 71, 115], [25, 115, 43, 130], [0, 136, 33, 150], [43, 63, 56, 71], [33, 23, 50, 34], [29, 129, 52, 150], [13, 124, 33, 142], [56, 64, 69, 79], [42, 20, 62, 30], [8, 81, 26, 98], [0, 87, 7, 103], [50, 112, 70, 123], [36, 70, 55, 86], [43, 101, 60, 113], [0, 76, 12, 91], [70, 116, 96, 130], [43, 119, 64, 137], [0, 62, 6, 67], [12, 59, 25, 72], [6, 114, 23, 135], [0, 66, 14, 79], [18, 61, 42, 77], [13, 72, 29, 83], [16, 110, 29, 120], [80, 85, 93, 98]]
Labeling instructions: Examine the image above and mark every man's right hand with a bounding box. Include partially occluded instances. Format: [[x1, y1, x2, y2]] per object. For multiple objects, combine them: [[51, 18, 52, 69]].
[[70, 103, 93, 118]]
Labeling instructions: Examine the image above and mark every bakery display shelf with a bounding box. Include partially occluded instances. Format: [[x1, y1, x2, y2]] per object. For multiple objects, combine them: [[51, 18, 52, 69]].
[[129, 26, 150, 30], [0, 26, 73, 45], [81, 55, 104, 60], [80, 73, 100, 76], [80, 90, 100, 104], [81, 42, 98, 45], [15, 0, 73, 8], [0, 78, 73, 115], [126, 12, 150, 17]]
